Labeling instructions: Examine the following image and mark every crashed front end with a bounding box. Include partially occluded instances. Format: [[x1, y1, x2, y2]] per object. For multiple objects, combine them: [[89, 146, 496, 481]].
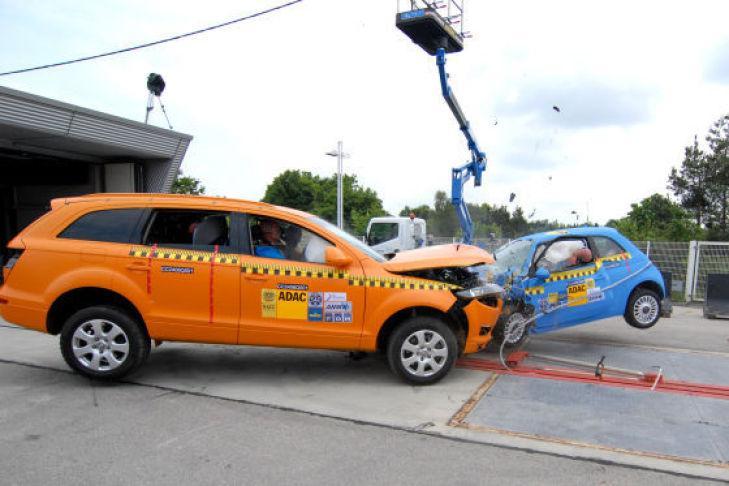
[[385, 245, 506, 353]]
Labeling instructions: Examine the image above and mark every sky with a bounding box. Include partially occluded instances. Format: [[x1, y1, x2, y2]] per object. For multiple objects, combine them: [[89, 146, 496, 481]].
[[2, 0, 729, 225]]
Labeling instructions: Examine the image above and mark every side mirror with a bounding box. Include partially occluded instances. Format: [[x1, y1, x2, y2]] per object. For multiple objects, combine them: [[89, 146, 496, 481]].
[[535, 267, 550, 281], [325, 246, 352, 268]]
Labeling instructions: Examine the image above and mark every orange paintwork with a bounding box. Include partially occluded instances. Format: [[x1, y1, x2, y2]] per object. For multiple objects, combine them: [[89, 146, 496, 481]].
[[0, 194, 501, 354], [382, 243, 495, 273]]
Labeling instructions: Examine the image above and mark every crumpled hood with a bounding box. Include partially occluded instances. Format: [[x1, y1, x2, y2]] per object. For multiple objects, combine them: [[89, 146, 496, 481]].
[[382, 244, 495, 273]]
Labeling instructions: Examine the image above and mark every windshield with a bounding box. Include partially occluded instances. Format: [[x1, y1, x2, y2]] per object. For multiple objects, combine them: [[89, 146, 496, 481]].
[[492, 239, 532, 274], [367, 222, 399, 245], [308, 216, 386, 263]]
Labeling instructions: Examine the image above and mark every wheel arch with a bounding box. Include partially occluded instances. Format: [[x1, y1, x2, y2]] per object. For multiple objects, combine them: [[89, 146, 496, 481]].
[[46, 287, 148, 336], [628, 279, 664, 303], [376, 306, 467, 354]]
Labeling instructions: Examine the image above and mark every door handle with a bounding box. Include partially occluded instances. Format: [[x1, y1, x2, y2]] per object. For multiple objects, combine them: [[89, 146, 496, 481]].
[[126, 263, 150, 272]]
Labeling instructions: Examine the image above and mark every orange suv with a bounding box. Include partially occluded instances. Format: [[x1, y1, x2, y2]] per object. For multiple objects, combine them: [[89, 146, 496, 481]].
[[0, 194, 503, 384]]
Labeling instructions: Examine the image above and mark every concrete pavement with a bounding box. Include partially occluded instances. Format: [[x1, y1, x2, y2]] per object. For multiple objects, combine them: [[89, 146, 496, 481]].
[[1, 309, 729, 481], [0, 361, 721, 486]]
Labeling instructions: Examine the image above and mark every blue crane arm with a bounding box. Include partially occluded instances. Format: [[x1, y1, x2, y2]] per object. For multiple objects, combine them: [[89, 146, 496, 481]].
[[436, 47, 487, 244]]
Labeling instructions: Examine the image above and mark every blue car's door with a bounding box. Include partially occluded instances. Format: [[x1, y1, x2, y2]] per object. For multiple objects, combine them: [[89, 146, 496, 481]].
[[590, 235, 633, 316], [527, 237, 612, 333]]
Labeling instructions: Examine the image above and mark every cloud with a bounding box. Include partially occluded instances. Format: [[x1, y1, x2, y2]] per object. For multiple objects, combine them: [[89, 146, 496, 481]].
[[705, 40, 729, 84], [493, 78, 658, 129]]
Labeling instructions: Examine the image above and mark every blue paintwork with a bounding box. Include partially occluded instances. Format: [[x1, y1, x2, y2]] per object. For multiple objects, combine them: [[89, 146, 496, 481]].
[[435, 48, 487, 245], [487, 227, 667, 334]]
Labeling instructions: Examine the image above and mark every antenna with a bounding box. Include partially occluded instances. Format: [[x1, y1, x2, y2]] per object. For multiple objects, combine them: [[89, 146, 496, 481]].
[[144, 73, 173, 129]]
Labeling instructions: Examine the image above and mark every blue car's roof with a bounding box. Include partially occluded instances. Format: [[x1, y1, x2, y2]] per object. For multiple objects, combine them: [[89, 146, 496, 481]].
[[517, 226, 624, 244]]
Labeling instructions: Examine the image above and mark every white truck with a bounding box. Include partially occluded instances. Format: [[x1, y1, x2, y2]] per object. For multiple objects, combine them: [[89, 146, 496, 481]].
[[366, 216, 427, 258]]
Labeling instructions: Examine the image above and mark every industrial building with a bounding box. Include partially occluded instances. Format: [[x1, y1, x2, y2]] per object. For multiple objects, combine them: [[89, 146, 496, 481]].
[[0, 85, 192, 256]]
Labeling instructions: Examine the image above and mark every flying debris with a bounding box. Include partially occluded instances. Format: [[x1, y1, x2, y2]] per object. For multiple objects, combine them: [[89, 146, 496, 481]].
[[493, 118, 498, 126], [548, 175, 552, 181], [528, 209, 536, 218], [509, 192, 516, 203], [552, 105, 561, 113]]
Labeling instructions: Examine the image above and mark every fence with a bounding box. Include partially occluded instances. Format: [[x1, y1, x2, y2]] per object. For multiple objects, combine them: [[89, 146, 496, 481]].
[[427, 237, 729, 302]]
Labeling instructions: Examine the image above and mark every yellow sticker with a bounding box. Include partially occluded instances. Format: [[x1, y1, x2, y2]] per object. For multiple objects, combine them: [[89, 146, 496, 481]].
[[567, 283, 587, 307], [548, 292, 559, 304], [261, 289, 277, 318], [275, 289, 308, 320], [585, 278, 595, 289]]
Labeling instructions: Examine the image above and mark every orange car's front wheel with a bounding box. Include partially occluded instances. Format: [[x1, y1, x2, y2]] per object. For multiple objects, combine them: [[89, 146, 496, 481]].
[[387, 316, 457, 385]]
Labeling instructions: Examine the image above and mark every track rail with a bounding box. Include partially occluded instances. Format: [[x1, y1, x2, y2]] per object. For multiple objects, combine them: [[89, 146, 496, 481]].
[[457, 357, 729, 401]]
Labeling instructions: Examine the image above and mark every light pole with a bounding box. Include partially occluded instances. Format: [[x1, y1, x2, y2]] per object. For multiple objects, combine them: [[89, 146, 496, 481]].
[[326, 141, 349, 229]]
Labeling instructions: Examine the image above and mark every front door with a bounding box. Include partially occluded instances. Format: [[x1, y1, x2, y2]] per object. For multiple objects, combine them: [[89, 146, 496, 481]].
[[238, 215, 365, 350], [529, 237, 611, 333]]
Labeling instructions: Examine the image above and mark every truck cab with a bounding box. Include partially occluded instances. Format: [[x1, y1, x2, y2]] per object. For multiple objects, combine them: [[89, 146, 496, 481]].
[[366, 217, 426, 258]]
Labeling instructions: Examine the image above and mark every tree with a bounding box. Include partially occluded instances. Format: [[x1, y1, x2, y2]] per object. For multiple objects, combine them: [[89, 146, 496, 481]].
[[397, 191, 568, 238], [668, 114, 729, 240], [606, 194, 702, 241], [262, 170, 316, 211], [262, 170, 387, 234], [705, 115, 729, 238], [668, 136, 710, 226], [171, 170, 205, 195]]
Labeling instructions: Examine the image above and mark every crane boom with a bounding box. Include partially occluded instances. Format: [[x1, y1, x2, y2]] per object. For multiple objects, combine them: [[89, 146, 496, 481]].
[[435, 47, 486, 244]]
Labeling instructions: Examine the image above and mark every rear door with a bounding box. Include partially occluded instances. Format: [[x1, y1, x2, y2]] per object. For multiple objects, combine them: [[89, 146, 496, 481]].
[[128, 208, 241, 344], [239, 214, 365, 350], [529, 237, 611, 332]]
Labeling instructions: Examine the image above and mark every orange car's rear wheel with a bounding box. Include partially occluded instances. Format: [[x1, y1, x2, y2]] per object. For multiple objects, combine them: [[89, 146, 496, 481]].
[[60, 306, 150, 380]]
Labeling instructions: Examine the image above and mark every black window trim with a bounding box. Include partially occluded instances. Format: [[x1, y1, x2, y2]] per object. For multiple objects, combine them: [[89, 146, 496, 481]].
[[244, 213, 336, 262], [139, 207, 243, 255], [529, 236, 596, 276], [56, 207, 148, 245]]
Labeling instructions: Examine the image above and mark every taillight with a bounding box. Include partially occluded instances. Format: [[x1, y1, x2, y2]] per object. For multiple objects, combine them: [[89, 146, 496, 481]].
[[2, 249, 24, 285]]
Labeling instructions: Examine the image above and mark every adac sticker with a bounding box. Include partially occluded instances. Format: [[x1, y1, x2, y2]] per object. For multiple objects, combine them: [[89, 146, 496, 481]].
[[276, 289, 308, 320], [261, 289, 277, 318], [307, 292, 323, 322], [567, 282, 588, 307]]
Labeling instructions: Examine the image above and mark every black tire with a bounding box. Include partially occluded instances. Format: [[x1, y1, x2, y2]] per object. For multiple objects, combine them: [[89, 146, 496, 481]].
[[624, 288, 661, 329], [387, 316, 457, 385], [60, 306, 150, 380], [492, 311, 529, 349]]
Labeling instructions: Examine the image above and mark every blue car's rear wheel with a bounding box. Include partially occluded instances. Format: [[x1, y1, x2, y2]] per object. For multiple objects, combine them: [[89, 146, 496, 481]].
[[625, 288, 661, 329]]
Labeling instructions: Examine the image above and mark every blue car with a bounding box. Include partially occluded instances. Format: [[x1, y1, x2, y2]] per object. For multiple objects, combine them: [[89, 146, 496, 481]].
[[483, 227, 672, 346]]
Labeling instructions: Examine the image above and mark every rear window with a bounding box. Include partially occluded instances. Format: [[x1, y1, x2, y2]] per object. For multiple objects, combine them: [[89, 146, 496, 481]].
[[593, 236, 626, 258], [59, 209, 145, 244]]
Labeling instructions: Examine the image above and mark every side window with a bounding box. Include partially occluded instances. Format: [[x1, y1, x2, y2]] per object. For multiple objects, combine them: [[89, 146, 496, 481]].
[[367, 223, 399, 245], [142, 209, 232, 251], [59, 208, 145, 243], [536, 238, 593, 272], [593, 236, 626, 258], [249, 216, 332, 264]]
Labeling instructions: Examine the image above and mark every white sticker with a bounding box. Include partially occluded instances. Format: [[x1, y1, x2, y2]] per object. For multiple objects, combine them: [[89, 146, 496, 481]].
[[324, 292, 347, 302], [587, 287, 604, 303], [324, 301, 352, 313]]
